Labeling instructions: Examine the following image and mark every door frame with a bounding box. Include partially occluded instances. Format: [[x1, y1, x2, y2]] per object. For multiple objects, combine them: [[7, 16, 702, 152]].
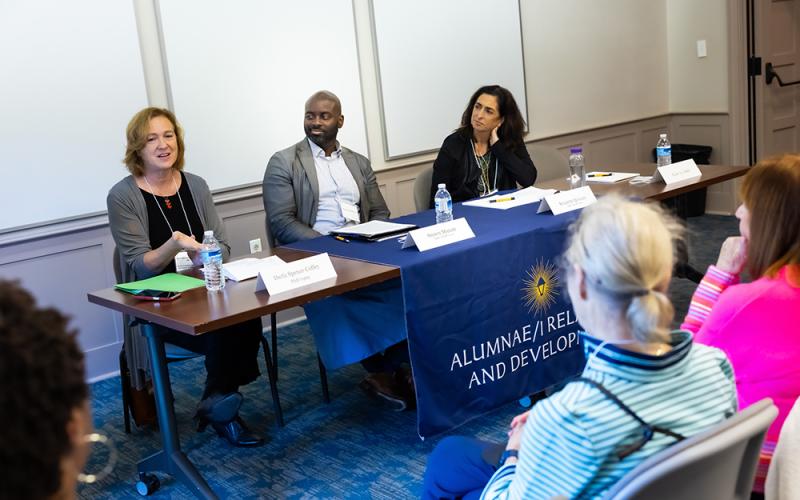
[[728, 0, 751, 167]]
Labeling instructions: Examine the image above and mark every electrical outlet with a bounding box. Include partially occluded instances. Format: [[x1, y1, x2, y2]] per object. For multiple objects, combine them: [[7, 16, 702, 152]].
[[249, 238, 263, 254]]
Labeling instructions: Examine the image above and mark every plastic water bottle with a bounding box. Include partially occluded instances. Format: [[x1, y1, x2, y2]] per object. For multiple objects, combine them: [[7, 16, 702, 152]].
[[434, 183, 453, 224], [568, 147, 585, 188], [656, 133, 672, 167], [201, 230, 225, 291]]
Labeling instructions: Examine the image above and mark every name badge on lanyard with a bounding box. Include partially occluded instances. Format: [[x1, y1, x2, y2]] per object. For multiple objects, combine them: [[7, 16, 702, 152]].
[[340, 200, 361, 224], [174, 251, 194, 272]]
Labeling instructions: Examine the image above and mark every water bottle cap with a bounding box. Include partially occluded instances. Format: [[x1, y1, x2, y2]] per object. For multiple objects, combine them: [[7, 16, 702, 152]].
[[437, 183, 446, 189], [569, 147, 582, 154], [204, 230, 214, 237], [659, 133, 667, 139]]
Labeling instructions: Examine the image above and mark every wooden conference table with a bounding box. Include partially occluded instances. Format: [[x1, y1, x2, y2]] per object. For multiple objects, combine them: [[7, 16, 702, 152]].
[[538, 163, 749, 200], [87, 247, 399, 499]]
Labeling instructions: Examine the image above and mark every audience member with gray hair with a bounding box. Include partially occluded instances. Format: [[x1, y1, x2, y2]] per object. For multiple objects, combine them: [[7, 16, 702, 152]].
[[423, 195, 738, 500]]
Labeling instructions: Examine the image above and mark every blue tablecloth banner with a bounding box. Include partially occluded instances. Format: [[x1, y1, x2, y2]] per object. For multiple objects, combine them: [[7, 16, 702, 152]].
[[286, 200, 586, 437]]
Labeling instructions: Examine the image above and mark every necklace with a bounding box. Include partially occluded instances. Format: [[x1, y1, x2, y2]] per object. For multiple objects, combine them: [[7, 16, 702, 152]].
[[143, 171, 194, 237], [470, 139, 498, 196]]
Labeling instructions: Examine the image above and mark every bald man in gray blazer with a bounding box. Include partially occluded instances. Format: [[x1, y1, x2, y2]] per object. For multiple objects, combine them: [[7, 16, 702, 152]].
[[262, 90, 389, 246], [262, 91, 414, 411]]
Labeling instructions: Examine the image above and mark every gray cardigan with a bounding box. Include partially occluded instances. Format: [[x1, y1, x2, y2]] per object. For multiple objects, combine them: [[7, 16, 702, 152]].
[[262, 139, 390, 245], [106, 171, 230, 388]]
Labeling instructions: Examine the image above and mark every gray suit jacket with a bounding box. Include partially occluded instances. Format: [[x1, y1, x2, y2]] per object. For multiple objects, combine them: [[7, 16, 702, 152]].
[[263, 139, 390, 245]]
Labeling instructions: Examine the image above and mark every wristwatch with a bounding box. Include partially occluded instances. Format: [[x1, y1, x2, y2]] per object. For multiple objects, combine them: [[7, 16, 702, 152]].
[[498, 449, 519, 467]]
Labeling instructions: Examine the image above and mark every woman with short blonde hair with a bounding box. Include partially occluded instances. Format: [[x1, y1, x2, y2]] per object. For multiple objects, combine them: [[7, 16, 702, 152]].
[[423, 196, 737, 499]]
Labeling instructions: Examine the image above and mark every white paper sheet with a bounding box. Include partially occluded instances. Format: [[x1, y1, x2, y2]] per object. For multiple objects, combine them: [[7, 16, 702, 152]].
[[585, 171, 639, 184], [223, 256, 285, 282], [462, 186, 557, 210]]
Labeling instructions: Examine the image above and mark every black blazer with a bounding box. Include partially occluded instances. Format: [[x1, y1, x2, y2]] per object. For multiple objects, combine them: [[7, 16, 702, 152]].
[[429, 132, 537, 208]]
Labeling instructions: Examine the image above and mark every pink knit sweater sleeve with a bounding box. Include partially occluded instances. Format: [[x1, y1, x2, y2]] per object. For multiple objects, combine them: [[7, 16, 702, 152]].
[[681, 265, 740, 333]]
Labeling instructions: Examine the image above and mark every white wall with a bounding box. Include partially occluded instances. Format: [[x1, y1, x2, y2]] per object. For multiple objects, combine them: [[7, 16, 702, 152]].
[[355, 0, 728, 171], [79, 0, 731, 179], [667, 0, 730, 112], [0, 0, 735, 381], [521, 0, 670, 139]]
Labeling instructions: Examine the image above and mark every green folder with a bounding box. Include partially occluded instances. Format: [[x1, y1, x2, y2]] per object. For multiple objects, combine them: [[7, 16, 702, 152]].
[[115, 273, 205, 293]]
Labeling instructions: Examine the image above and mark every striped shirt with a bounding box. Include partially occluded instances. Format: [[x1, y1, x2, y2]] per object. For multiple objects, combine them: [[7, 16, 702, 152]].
[[681, 265, 739, 331], [681, 264, 800, 493], [480, 330, 737, 500]]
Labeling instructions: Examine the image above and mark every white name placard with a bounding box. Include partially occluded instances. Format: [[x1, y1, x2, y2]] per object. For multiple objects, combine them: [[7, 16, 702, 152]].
[[256, 253, 337, 295], [537, 186, 596, 215], [402, 217, 475, 251], [653, 159, 702, 185]]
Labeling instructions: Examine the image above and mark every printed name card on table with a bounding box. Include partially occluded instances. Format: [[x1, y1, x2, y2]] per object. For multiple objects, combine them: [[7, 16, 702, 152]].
[[537, 186, 597, 215], [255, 253, 337, 295], [653, 159, 702, 185], [402, 218, 476, 251]]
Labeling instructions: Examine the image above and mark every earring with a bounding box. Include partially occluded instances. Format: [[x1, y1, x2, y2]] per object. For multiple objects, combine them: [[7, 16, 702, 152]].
[[77, 433, 118, 484]]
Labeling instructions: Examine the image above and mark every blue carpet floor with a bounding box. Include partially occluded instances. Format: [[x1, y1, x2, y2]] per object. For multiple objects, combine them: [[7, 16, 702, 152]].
[[79, 214, 739, 499]]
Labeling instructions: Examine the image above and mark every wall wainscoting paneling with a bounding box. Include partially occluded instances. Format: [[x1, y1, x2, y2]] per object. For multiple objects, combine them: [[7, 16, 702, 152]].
[[527, 115, 671, 175], [0, 228, 123, 380], [587, 132, 639, 168], [671, 114, 737, 215], [374, 163, 434, 217], [0, 113, 734, 381]]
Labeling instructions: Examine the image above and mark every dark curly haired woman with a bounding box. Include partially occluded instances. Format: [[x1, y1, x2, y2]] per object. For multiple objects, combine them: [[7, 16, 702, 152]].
[[0, 280, 90, 499]]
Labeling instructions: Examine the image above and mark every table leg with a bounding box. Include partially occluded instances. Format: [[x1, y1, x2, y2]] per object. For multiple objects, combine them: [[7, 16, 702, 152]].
[[140, 323, 218, 499]]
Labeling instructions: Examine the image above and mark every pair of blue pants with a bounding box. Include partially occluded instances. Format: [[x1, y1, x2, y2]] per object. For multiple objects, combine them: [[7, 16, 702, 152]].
[[422, 436, 504, 500]]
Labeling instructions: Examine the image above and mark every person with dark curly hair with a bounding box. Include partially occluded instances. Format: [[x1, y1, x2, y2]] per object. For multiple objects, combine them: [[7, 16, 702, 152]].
[[0, 280, 91, 500], [428, 85, 537, 208]]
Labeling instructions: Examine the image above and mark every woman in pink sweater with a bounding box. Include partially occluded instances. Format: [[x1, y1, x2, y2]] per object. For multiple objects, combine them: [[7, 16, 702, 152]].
[[682, 153, 800, 494]]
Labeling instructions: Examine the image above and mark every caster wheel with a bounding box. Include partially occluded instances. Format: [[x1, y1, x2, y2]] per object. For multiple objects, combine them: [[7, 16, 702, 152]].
[[136, 472, 160, 496]]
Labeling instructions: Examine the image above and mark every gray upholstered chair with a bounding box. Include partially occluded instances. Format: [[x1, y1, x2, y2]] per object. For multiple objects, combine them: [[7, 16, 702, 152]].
[[114, 247, 199, 433], [528, 143, 568, 183], [603, 398, 778, 500], [414, 168, 434, 212]]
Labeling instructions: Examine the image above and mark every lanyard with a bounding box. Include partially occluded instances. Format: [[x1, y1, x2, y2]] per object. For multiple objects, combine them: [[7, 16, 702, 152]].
[[470, 139, 498, 196], [143, 172, 194, 237]]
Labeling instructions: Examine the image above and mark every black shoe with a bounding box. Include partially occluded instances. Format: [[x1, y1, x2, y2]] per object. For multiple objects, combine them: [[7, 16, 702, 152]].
[[211, 416, 266, 448], [394, 364, 416, 411], [194, 392, 243, 432], [359, 372, 407, 412]]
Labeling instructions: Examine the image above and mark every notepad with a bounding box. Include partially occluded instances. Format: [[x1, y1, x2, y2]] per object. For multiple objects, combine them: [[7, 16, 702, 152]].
[[330, 220, 417, 241], [222, 256, 285, 282], [462, 186, 557, 209], [114, 273, 205, 293], [585, 172, 639, 184]]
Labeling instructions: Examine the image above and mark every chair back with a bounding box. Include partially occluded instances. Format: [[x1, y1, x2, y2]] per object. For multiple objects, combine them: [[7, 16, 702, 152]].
[[112, 247, 131, 333], [528, 144, 568, 183], [112, 245, 125, 284], [414, 168, 434, 212], [263, 201, 277, 249], [603, 398, 778, 500]]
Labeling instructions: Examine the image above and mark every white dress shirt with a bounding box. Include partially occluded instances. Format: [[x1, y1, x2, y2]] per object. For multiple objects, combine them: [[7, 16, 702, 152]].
[[308, 138, 360, 235]]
